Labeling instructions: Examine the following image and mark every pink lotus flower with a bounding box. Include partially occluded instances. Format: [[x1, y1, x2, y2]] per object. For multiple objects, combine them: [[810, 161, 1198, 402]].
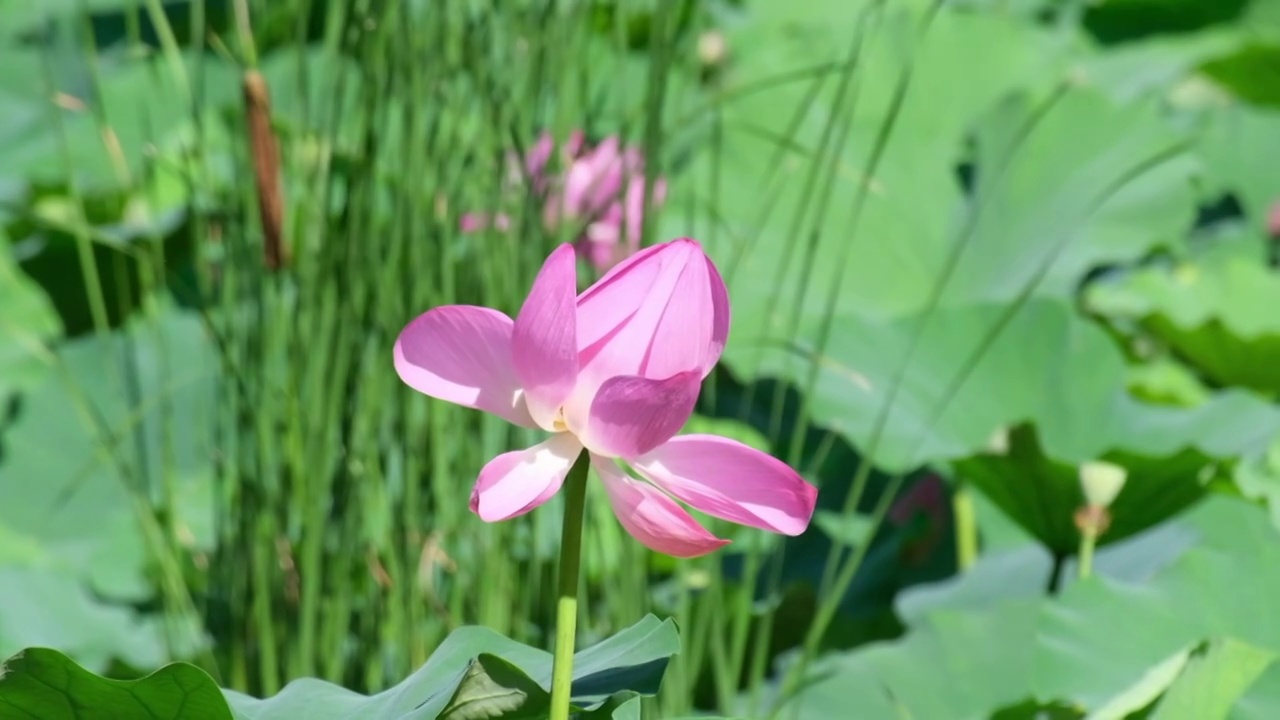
[[461, 131, 668, 274], [394, 239, 817, 557]]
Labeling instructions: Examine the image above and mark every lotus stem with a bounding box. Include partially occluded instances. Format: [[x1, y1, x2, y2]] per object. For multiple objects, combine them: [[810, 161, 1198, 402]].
[[953, 483, 978, 572], [549, 450, 592, 720]]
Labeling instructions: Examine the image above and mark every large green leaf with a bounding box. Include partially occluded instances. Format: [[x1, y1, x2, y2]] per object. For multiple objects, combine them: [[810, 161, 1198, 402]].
[[747, 298, 1280, 472], [1196, 2, 1280, 107], [1078, 27, 1247, 102], [1199, 104, 1280, 229], [2, 1, 241, 50], [6, 192, 197, 337], [1086, 256, 1280, 395], [896, 516, 1199, 622], [700, 10, 1193, 326], [0, 1, 156, 39], [0, 566, 176, 678], [1082, 0, 1250, 44], [437, 654, 551, 720], [434, 657, 661, 720], [223, 615, 680, 720], [0, 308, 216, 669], [0, 48, 46, 213], [673, 2, 1212, 478], [700, 6, 1079, 327], [579, 693, 641, 720], [715, 290, 1278, 553], [1234, 663, 1280, 720], [1235, 438, 1280, 531], [1151, 638, 1277, 720], [953, 424, 1219, 553], [780, 496, 1280, 719], [0, 647, 231, 720], [0, 243, 60, 400], [1, 46, 235, 333], [1074, 0, 1280, 111], [0, 44, 236, 194]]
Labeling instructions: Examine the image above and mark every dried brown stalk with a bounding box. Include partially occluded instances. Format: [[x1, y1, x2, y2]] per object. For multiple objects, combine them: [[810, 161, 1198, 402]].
[[243, 70, 287, 271]]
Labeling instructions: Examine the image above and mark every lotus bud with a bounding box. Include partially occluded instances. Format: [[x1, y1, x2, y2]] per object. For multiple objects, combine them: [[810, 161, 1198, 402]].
[[1079, 460, 1126, 508]]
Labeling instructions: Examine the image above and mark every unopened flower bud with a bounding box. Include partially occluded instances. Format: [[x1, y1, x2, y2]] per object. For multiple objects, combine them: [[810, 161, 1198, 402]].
[[698, 31, 728, 66], [1079, 460, 1126, 508]]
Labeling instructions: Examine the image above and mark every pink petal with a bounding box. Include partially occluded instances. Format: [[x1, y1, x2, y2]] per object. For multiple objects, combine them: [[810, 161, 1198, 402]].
[[581, 371, 702, 458], [513, 244, 580, 430], [394, 306, 535, 427], [593, 454, 728, 558], [574, 241, 670, 350], [576, 240, 697, 373], [633, 247, 717, 379], [471, 433, 583, 521], [575, 239, 725, 377], [564, 239, 715, 433], [705, 253, 730, 372], [633, 435, 817, 536]]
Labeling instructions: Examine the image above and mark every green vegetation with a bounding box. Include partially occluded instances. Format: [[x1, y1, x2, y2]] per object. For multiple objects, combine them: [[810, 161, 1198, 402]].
[[2, 0, 1280, 718]]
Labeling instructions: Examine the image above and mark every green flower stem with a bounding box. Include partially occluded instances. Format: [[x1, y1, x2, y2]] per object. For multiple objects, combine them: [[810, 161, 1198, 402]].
[[1078, 527, 1097, 580], [1076, 505, 1107, 581], [953, 483, 978, 572], [550, 450, 592, 720]]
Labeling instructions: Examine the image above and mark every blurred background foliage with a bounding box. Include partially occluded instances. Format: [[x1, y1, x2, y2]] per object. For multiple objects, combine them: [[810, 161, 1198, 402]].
[[2, 0, 1280, 718]]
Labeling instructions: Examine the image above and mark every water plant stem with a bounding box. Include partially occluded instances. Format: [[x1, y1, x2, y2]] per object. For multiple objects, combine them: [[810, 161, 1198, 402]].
[[550, 451, 592, 720], [954, 483, 978, 572], [1078, 526, 1097, 580], [1075, 504, 1108, 581], [1080, 530, 1100, 579]]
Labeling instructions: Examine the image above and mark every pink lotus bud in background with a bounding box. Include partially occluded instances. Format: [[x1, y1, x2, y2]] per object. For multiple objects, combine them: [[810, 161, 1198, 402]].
[[525, 132, 556, 178], [503, 132, 556, 191], [461, 130, 668, 273], [558, 138, 667, 272]]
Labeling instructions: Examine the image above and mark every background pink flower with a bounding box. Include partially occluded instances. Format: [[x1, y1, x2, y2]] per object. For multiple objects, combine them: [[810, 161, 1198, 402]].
[[460, 131, 668, 273]]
